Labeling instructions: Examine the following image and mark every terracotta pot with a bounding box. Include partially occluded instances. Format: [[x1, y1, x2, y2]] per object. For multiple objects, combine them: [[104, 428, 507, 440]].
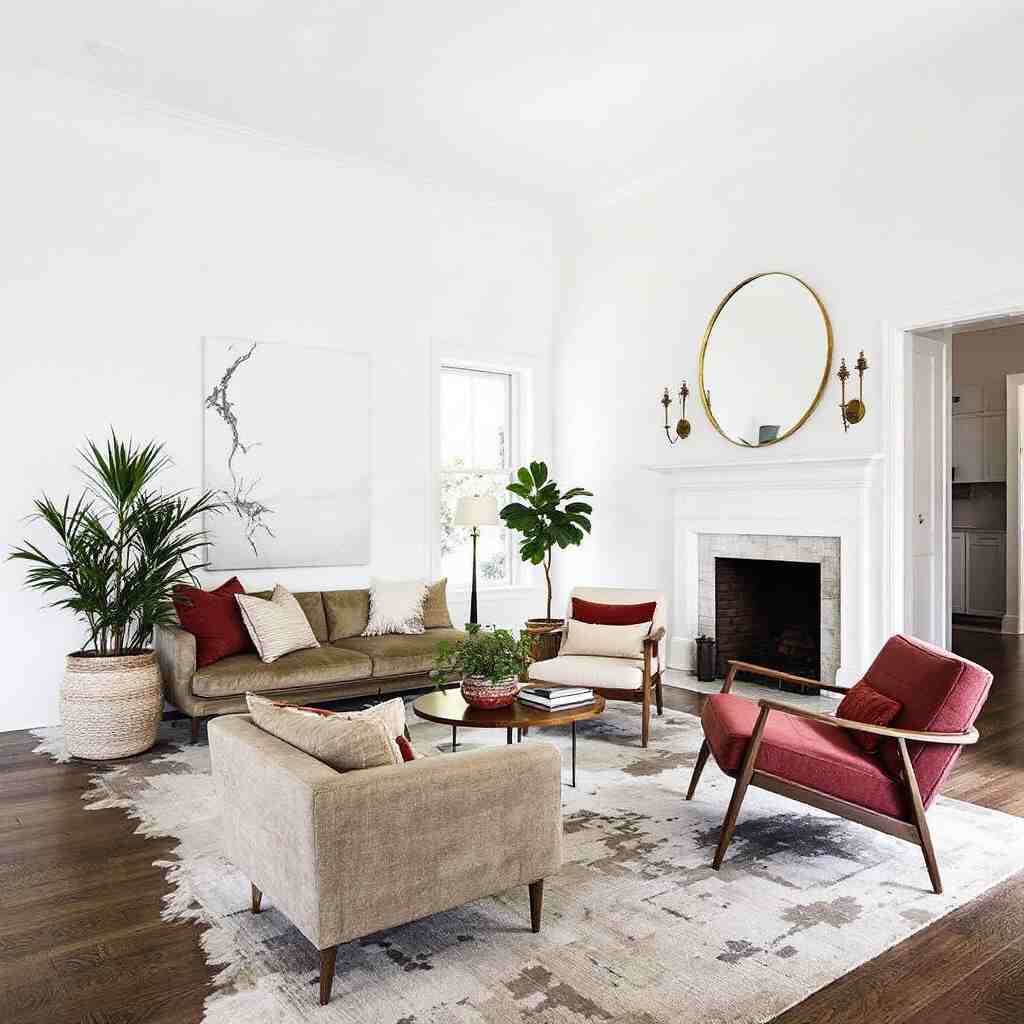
[[61, 650, 163, 760], [461, 675, 520, 709]]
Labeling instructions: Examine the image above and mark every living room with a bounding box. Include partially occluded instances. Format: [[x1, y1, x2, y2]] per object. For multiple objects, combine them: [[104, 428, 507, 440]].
[[3, 4, 1024, 1023]]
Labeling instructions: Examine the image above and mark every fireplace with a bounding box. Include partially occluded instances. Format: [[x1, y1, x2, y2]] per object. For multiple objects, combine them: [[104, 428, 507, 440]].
[[714, 557, 821, 687]]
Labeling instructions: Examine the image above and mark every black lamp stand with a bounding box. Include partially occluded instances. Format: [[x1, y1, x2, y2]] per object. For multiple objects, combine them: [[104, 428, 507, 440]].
[[468, 526, 479, 625]]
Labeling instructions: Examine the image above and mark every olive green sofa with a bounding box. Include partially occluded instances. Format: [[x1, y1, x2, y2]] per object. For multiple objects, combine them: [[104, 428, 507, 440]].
[[155, 587, 466, 741]]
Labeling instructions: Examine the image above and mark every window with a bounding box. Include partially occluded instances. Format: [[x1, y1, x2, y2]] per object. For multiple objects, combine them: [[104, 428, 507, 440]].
[[439, 365, 516, 588]]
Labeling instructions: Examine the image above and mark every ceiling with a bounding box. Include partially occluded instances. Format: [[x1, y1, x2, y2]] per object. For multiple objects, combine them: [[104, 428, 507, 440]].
[[6, 2, 1023, 209]]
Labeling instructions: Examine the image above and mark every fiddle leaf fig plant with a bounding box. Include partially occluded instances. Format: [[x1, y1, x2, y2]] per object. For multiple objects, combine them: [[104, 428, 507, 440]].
[[500, 461, 593, 620]]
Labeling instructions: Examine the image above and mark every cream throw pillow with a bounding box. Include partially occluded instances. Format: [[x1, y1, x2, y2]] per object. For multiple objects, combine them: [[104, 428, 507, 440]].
[[335, 697, 408, 764], [560, 618, 652, 659], [235, 584, 319, 663], [363, 578, 429, 636], [245, 693, 398, 772]]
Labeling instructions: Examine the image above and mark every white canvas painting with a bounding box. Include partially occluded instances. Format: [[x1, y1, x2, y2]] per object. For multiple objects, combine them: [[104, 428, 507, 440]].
[[202, 338, 370, 569]]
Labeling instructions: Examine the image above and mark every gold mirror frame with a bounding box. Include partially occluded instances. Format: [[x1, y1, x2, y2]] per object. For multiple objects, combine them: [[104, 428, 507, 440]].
[[698, 271, 833, 448]]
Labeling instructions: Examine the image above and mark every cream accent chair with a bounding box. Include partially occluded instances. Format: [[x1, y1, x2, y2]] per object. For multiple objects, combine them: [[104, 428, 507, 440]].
[[527, 587, 667, 747], [208, 715, 563, 1005]]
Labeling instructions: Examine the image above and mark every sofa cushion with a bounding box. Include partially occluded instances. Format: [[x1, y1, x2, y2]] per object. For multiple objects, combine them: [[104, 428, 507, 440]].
[[702, 692, 907, 819], [173, 576, 254, 668], [560, 619, 651, 659], [333, 628, 466, 677], [423, 578, 453, 629], [856, 635, 992, 807], [323, 589, 370, 641], [363, 578, 428, 636], [571, 596, 657, 626], [236, 585, 320, 663], [528, 654, 643, 690], [193, 646, 372, 698], [246, 693, 398, 773], [253, 589, 328, 643]]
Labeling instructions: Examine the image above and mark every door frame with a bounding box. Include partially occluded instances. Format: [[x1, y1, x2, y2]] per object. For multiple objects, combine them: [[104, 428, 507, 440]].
[[1005, 373, 1024, 633], [884, 295, 1024, 644]]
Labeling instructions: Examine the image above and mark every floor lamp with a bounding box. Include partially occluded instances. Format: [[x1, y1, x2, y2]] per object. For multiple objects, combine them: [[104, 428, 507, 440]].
[[454, 495, 499, 625]]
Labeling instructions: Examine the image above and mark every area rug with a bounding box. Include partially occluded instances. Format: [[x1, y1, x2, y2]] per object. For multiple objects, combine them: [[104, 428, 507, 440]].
[[32, 702, 1024, 1024]]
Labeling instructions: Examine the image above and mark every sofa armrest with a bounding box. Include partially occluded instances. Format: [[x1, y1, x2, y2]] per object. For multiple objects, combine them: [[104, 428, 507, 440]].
[[154, 622, 197, 712], [313, 741, 564, 948]]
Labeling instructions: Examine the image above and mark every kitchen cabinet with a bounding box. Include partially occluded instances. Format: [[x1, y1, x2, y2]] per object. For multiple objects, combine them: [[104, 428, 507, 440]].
[[952, 412, 1006, 482], [952, 530, 1006, 617], [951, 531, 966, 614]]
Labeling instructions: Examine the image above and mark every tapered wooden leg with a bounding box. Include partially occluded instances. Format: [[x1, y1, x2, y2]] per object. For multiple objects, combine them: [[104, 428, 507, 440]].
[[898, 737, 943, 894], [319, 946, 338, 1005], [190, 717, 201, 744], [528, 880, 544, 933], [641, 675, 652, 748], [687, 739, 711, 800], [712, 705, 770, 870], [655, 670, 664, 717], [250, 883, 262, 914]]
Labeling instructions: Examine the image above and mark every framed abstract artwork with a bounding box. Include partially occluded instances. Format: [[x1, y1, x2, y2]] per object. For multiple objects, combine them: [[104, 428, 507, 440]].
[[202, 337, 371, 569]]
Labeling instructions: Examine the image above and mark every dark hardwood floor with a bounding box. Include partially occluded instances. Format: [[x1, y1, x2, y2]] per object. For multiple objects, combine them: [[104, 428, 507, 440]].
[[1, 628, 1021, 1023]]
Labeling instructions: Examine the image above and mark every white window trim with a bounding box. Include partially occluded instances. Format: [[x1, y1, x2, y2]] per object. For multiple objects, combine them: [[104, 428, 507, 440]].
[[427, 339, 549, 595]]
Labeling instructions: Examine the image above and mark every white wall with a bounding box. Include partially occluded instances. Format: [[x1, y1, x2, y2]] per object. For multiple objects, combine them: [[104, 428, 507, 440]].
[[552, 120, 1024, 660], [0, 71, 556, 731]]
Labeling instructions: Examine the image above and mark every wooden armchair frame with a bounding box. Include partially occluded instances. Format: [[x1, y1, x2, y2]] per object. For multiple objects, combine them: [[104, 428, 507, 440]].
[[686, 660, 979, 894]]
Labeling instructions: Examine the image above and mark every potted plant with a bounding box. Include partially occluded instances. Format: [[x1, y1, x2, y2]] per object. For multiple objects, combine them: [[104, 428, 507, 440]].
[[500, 461, 593, 632], [10, 433, 221, 759], [432, 624, 534, 708]]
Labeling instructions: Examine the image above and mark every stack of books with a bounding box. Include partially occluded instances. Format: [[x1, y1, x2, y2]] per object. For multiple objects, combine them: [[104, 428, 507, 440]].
[[519, 686, 594, 711]]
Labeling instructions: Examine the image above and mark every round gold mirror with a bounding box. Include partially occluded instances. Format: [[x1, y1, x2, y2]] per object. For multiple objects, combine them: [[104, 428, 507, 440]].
[[699, 272, 832, 447]]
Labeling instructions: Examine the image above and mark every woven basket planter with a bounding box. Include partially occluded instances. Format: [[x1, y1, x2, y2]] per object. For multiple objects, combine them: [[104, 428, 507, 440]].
[[61, 650, 163, 760]]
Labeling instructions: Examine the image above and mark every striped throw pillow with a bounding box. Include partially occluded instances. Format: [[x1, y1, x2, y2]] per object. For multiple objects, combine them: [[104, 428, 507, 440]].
[[235, 585, 320, 663]]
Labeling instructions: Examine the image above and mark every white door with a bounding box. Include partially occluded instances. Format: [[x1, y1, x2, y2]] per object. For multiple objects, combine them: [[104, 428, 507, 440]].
[[910, 333, 947, 645]]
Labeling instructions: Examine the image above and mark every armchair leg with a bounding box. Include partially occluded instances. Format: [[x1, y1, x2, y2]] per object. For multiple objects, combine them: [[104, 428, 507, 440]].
[[898, 737, 943, 894], [712, 706, 769, 870], [251, 883, 262, 913], [655, 670, 664, 717], [687, 739, 710, 800], [641, 676, 652, 748], [319, 945, 338, 1006], [528, 880, 544, 933], [190, 716, 202, 745]]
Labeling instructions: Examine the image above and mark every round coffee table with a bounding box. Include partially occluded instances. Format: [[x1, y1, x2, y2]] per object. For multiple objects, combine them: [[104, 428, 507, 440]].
[[412, 689, 606, 788]]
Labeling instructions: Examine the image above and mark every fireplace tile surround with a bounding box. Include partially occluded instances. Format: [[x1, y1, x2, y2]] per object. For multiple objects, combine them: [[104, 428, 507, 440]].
[[698, 533, 840, 684]]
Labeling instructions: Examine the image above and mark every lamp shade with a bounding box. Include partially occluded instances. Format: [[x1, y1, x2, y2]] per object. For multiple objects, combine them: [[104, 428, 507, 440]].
[[454, 495, 500, 527]]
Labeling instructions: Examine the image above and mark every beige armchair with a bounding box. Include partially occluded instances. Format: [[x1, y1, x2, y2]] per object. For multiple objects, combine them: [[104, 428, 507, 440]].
[[527, 586, 667, 747], [207, 715, 563, 1005]]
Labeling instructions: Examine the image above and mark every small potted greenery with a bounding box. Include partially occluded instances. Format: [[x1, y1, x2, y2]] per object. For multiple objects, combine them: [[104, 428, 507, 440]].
[[432, 624, 534, 708], [10, 432, 221, 759], [500, 461, 593, 632]]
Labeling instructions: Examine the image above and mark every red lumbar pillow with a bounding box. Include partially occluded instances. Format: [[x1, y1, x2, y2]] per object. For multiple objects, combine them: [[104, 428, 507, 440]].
[[837, 681, 903, 753], [572, 596, 657, 626], [173, 576, 254, 668]]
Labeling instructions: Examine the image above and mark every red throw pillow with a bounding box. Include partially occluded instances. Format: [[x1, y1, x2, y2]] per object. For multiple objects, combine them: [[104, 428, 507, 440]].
[[572, 596, 657, 626], [395, 735, 416, 762], [837, 681, 903, 753], [173, 576, 254, 668]]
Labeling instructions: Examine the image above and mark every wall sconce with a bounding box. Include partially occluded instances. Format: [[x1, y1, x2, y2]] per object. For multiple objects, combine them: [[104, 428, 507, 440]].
[[837, 351, 868, 431], [661, 382, 691, 444]]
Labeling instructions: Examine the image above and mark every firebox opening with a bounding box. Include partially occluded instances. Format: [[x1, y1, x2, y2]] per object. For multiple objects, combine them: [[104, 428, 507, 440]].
[[714, 556, 821, 691]]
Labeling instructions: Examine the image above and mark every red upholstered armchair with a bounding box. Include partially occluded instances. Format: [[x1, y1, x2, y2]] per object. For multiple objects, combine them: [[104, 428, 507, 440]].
[[686, 635, 992, 893]]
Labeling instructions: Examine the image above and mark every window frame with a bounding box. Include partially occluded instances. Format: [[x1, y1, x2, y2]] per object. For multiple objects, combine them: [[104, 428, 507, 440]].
[[438, 362, 520, 589]]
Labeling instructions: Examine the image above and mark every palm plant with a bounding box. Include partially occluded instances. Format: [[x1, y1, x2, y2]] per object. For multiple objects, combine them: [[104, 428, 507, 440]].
[[500, 461, 593, 621], [10, 432, 222, 655]]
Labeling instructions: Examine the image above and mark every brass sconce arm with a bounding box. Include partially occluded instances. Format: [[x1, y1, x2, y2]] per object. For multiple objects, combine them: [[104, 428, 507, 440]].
[[662, 382, 691, 444], [838, 351, 868, 431]]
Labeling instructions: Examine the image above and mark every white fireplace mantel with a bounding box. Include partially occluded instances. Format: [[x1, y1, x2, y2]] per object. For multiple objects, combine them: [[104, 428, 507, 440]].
[[646, 453, 886, 687]]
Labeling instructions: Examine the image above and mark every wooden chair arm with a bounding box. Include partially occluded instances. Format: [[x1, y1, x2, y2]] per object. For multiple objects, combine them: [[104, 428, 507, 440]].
[[643, 626, 666, 648], [722, 659, 850, 696], [757, 699, 980, 745]]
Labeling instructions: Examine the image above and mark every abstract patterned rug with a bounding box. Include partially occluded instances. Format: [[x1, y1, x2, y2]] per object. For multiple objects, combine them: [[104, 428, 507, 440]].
[[32, 701, 1024, 1024]]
